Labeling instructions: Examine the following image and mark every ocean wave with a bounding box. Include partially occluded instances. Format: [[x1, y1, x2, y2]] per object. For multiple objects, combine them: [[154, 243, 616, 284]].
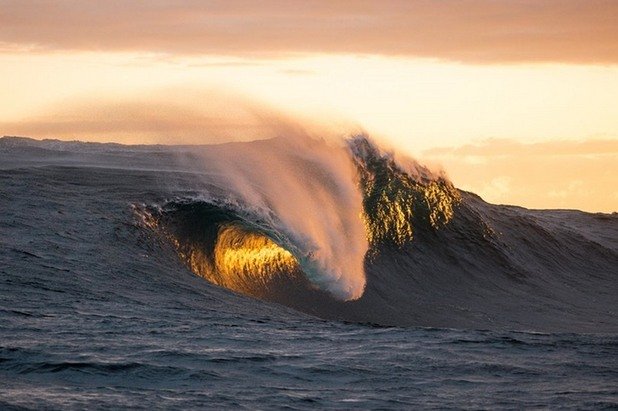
[[2, 134, 617, 332]]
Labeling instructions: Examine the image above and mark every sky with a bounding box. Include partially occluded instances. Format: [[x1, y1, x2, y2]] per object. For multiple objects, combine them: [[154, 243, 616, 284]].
[[1, 0, 617, 212]]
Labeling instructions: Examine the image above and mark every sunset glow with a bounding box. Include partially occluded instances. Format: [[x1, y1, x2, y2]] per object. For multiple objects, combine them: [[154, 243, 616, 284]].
[[1, 1, 617, 211], [2, 4, 618, 405]]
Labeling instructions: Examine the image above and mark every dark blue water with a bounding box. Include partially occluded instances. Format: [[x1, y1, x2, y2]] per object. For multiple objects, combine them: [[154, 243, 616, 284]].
[[1, 137, 616, 409]]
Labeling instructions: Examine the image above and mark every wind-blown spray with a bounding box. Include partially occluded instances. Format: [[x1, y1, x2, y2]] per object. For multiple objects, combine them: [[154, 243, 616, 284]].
[[173, 135, 369, 300]]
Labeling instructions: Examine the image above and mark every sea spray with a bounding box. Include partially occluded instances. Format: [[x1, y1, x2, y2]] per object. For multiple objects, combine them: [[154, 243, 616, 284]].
[[172, 135, 369, 300]]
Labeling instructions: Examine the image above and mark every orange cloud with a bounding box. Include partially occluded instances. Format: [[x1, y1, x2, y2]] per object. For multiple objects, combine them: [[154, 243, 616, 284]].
[[423, 139, 618, 212], [1, 1, 617, 64], [424, 138, 618, 158]]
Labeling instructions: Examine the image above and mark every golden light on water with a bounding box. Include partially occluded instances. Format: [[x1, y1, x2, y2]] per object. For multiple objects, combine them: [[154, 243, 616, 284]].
[[361, 180, 459, 247], [213, 225, 299, 290], [180, 225, 300, 298], [354, 140, 460, 247]]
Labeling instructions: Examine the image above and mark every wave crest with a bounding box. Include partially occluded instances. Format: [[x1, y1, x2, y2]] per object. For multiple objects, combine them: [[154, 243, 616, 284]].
[[349, 136, 460, 246]]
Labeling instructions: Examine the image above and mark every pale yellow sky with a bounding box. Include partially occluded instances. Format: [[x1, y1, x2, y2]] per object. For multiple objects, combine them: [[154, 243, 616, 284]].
[[1, 1, 617, 212]]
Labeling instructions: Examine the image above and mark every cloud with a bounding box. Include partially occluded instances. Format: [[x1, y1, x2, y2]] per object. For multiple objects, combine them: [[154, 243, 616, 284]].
[[475, 176, 512, 201], [423, 138, 618, 212], [424, 138, 618, 158], [1, 1, 617, 64], [547, 180, 586, 199]]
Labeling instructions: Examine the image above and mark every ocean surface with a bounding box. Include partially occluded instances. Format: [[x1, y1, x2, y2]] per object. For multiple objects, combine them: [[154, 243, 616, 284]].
[[1, 136, 616, 409]]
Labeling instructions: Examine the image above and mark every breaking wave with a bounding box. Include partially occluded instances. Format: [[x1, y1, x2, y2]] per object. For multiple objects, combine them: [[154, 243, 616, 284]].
[[138, 135, 460, 303]]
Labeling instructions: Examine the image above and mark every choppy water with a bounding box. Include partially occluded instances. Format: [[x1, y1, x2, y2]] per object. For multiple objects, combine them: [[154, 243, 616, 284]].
[[1, 137, 616, 409]]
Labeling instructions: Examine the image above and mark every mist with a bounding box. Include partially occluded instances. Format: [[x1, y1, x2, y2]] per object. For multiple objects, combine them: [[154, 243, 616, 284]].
[[0, 88, 354, 146]]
